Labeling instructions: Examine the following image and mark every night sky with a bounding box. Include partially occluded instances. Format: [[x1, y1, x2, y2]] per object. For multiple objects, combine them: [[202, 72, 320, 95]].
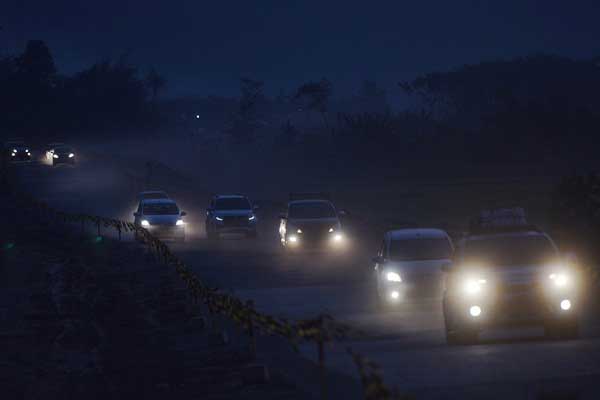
[[3, 0, 600, 97]]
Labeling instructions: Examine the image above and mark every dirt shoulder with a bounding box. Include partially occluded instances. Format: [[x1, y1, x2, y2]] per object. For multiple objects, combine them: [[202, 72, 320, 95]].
[[0, 189, 310, 399]]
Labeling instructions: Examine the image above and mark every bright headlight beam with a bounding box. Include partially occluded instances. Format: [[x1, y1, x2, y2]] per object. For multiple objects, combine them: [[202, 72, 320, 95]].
[[549, 273, 568, 287], [176, 219, 184, 226], [141, 220, 150, 227], [470, 305, 482, 317], [333, 233, 343, 242], [248, 215, 255, 221], [68, 153, 74, 158], [296, 228, 302, 233], [288, 235, 298, 243], [560, 299, 571, 310], [215, 216, 223, 221], [53, 154, 59, 158], [464, 278, 486, 295], [386, 271, 402, 282]]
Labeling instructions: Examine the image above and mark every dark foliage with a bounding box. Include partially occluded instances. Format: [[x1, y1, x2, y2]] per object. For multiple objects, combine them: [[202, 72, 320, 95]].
[[0, 41, 165, 140]]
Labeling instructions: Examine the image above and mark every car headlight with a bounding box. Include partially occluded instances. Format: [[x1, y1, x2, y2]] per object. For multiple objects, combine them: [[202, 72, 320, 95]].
[[53, 154, 59, 158], [464, 278, 487, 295], [141, 220, 150, 227], [11, 153, 15, 157], [248, 215, 255, 221], [328, 227, 334, 233], [549, 272, 569, 288], [385, 271, 402, 282], [69, 153, 74, 158], [333, 233, 343, 242], [288, 234, 298, 243], [176, 219, 184, 226], [215, 216, 223, 221], [296, 228, 302, 233]]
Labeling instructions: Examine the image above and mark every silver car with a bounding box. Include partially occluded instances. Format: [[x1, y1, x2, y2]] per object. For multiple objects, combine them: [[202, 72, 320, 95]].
[[134, 198, 186, 242]]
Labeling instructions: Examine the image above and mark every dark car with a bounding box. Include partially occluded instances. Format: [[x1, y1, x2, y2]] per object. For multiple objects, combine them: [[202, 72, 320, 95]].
[[278, 193, 347, 252], [442, 208, 580, 344], [205, 194, 258, 239], [50, 145, 75, 165], [4, 141, 32, 163]]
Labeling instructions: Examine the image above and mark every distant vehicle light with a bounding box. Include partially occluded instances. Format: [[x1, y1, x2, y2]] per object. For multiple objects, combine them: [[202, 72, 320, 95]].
[[195, 114, 200, 119], [68, 153, 74, 158], [248, 215, 256, 221], [12, 148, 16, 152], [390, 291, 400, 300], [289, 235, 298, 243], [53, 154, 59, 158], [470, 305, 482, 317], [11, 153, 15, 157], [560, 299, 571, 311], [386, 271, 402, 282], [215, 216, 224, 221], [176, 219, 184, 226], [328, 227, 334, 233], [25, 149, 29, 152], [333, 233, 343, 242], [141, 220, 150, 227], [296, 228, 302, 233]]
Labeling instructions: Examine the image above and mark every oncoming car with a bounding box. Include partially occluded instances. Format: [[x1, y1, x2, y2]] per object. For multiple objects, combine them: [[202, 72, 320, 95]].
[[133, 198, 187, 242], [373, 229, 453, 309], [48, 145, 75, 165], [442, 209, 580, 344], [279, 193, 347, 251], [205, 195, 258, 239], [4, 140, 32, 162]]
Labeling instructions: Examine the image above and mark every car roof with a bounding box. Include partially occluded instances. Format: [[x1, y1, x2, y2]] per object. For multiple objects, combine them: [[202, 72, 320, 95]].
[[140, 190, 168, 195], [289, 199, 333, 206], [215, 194, 247, 199], [141, 198, 177, 205], [387, 228, 449, 240], [466, 230, 548, 241]]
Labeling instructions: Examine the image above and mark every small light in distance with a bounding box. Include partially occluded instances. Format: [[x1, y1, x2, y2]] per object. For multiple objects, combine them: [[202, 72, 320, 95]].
[[176, 219, 184, 226], [141, 220, 150, 227], [195, 114, 200, 119], [560, 299, 571, 311], [328, 227, 334, 233], [68, 153, 74, 158], [469, 305, 482, 317], [288, 235, 298, 243], [390, 291, 400, 300], [53, 154, 59, 158], [296, 228, 302, 233]]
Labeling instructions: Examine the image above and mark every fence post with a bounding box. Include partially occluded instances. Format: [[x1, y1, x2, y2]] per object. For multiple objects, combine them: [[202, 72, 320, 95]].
[[317, 317, 327, 400], [246, 300, 257, 360]]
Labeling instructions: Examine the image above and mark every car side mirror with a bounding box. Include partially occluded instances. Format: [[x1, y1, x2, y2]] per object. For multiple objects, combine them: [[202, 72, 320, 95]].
[[441, 262, 452, 273], [372, 256, 385, 264], [180, 211, 187, 217]]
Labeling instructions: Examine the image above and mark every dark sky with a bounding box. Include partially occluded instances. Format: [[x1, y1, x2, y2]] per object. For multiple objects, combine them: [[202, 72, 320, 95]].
[[3, 0, 600, 98]]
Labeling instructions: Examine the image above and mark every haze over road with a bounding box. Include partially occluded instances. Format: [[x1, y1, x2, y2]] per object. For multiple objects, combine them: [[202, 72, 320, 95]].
[[15, 152, 600, 399]]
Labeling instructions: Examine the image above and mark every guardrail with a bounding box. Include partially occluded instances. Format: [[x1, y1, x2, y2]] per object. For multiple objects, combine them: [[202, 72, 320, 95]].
[[4, 166, 403, 400]]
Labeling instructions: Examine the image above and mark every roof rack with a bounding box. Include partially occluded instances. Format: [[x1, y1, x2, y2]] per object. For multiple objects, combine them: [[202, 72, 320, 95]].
[[289, 192, 331, 201]]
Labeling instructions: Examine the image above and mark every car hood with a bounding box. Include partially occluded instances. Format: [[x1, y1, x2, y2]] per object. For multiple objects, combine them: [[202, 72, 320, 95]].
[[385, 259, 450, 278], [489, 264, 547, 285], [288, 217, 340, 229], [213, 210, 253, 217], [143, 215, 180, 225]]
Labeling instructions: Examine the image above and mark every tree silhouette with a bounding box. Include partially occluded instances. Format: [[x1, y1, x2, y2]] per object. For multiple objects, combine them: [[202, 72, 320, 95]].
[[145, 67, 167, 104], [294, 78, 332, 127]]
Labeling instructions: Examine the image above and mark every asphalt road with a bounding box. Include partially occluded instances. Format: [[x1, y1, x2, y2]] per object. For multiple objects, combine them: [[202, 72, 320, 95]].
[[12, 153, 600, 399]]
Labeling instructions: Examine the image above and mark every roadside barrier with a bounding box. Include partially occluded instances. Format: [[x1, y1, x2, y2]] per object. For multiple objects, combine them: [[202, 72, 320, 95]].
[[5, 178, 403, 400]]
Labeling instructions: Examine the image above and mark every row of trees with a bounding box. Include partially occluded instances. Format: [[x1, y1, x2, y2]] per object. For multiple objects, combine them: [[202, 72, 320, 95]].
[[0, 40, 166, 139]]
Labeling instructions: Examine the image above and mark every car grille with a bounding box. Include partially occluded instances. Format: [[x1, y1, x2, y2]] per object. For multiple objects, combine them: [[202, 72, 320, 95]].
[[223, 216, 249, 227]]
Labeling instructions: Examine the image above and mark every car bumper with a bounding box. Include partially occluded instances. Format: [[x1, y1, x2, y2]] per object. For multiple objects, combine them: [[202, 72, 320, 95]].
[[53, 158, 75, 164], [146, 225, 185, 239]]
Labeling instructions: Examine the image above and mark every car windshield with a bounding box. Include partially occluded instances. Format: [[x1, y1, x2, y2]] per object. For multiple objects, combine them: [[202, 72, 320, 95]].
[[389, 238, 453, 261], [288, 201, 336, 219], [463, 235, 557, 267], [142, 192, 168, 200], [143, 203, 179, 215], [55, 147, 72, 153], [215, 197, 251, 210]]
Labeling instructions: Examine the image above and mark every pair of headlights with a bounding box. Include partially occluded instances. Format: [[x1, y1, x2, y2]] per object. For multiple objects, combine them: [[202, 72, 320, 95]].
[[215, 215, 255, 221], [141, 219, 184, 227], [460, 272, 571, 296], [53, 153, 74, 158]]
